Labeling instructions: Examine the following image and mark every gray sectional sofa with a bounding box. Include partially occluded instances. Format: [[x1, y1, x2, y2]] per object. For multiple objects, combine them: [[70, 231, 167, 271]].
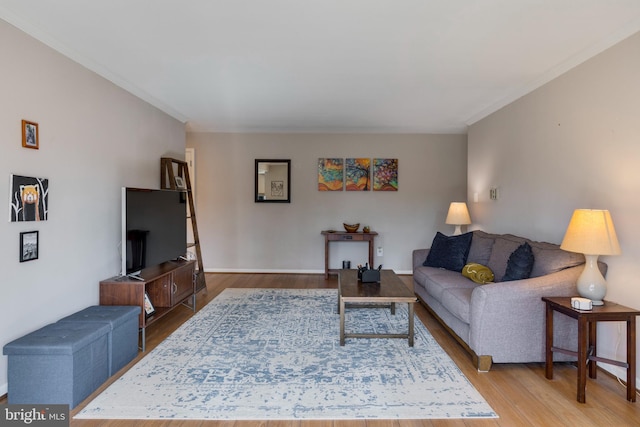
[[413, 230, 603, 371]]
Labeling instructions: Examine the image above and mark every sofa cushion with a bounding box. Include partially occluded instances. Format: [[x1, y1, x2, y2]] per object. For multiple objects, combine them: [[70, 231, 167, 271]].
[[530, 244, 584, 277], [467, 231, 495, 265], [440, 287, 475, 324], [423, 231, 472, 271], [486, 236, 525, 281], [414, 266, 475, 300], [462, 263, 495, 284], [502, 242, 534, 281]]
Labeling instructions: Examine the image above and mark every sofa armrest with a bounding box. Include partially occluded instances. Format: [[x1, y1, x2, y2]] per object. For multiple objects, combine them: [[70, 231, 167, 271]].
[[468, 265, 583, 362], [412, 249, 430, 271]]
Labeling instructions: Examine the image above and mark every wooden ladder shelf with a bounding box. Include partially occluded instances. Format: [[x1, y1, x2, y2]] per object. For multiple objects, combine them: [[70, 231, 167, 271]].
[[160, 157, 206, 294]]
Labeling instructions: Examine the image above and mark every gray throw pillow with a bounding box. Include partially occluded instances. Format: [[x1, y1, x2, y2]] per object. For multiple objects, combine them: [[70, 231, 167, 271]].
[[502, 242, 534, 281], [423, 231, 473, 272], [467, 232, 495, 265]]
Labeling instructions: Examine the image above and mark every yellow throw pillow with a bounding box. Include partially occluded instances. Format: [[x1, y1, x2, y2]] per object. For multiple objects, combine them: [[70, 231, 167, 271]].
[[462, 263, 495, 284]]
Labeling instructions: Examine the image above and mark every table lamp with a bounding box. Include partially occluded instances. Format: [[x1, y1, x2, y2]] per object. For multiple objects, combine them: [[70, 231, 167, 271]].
[[560, 209, 621, 305], [445, 202, 471, 236]]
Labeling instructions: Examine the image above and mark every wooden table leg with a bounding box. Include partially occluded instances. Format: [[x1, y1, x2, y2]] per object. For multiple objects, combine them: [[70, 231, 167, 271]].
[[577, 316, 588, 403], [589, 320, 597, 379], [324, 236, 329, 279], [339, 298, 346, 346], [408, 302, 415, 347], [627, 316, 636, 402], [545, 303, 554, 379], [368, 240, 374, 269]]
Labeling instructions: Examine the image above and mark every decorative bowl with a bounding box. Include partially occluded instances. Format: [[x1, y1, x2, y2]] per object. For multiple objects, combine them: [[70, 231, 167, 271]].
[[343, 223, 360, 233]]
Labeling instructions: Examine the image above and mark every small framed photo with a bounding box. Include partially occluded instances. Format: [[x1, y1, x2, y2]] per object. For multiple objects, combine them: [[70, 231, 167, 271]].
[[22, 120, 39, 149], [144, 292, 156, 316], [174, 176, 185, 189], [271, 181, 284, 197], [20, 231, 39, 262]]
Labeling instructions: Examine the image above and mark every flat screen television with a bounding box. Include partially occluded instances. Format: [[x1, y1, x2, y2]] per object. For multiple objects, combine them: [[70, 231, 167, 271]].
[[121, 187, 187, 276]]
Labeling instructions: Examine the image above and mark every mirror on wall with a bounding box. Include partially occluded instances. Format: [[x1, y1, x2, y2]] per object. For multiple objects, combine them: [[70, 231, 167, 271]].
[[255, 159, 291, 203]]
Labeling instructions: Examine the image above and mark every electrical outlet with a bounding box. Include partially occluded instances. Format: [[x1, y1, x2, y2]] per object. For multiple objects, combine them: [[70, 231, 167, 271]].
[[377, 246, 383, 256], [490, 187, 498, 200]]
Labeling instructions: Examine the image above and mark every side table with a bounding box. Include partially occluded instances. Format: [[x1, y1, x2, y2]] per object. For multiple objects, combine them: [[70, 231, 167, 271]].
[[321, 231, 378, 279], [542, 296, 639, 403]]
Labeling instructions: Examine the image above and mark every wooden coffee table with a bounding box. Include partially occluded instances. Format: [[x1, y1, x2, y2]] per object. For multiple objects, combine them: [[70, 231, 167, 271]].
[[338, 269, 417, 346]]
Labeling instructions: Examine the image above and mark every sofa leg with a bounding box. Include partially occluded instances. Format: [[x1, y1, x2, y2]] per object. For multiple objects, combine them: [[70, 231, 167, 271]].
[[476, 355, 493, 372]]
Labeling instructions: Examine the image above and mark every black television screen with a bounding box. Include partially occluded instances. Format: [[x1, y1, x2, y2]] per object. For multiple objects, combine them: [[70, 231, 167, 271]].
[[122, 187, 186, 275]]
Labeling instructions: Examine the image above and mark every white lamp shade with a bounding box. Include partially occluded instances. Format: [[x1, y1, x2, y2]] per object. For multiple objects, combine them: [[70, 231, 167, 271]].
[[560, 209, 621, 305], [445, 202, 471, 226], [560, 209, 621, 256]]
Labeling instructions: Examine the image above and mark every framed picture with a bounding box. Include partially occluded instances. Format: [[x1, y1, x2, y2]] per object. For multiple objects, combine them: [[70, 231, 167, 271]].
[[271, 180, 284, 197], [345, 158, 371, 191], [144, 292, 156, 316], [174, 176, 185, 189], [20, 230, 39, 262], [373, 158, 399, 191], [22, 120, 39, 149], [9, 174, 49, 222], [318, 158, 344, 191]]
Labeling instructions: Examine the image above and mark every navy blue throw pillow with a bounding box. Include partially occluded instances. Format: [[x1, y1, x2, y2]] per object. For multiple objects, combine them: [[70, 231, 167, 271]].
[[502, 242, 534, 281], [423, 232, 473, 272]]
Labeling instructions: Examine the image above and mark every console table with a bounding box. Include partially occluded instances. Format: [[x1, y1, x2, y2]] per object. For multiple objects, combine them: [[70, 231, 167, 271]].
[[542, 296, 639, 403], [321, 231, 378, 279]]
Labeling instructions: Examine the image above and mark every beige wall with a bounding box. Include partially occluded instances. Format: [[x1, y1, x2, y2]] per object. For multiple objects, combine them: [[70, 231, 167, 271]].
[[187, 133, 467, 273], [0, 20, 185, 394], [468, 31, 640, 382]]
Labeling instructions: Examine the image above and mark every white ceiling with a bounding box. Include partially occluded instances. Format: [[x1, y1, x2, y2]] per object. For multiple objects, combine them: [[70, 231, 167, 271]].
[[2, 1, 640, 133]]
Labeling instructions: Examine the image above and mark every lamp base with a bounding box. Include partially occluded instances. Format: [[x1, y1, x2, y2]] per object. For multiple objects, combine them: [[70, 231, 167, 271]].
[[576, 254, 606, 305], [452, 225, 462, 236]]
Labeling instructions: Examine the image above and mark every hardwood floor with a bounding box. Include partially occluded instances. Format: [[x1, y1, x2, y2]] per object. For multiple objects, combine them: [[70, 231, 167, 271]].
[[4, 273, 640, 426]]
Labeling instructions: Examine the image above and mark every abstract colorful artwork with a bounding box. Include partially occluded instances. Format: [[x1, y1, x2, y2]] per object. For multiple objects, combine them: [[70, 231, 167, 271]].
[[9, 174, 49, 222], [318, 158, 344, 191], [345, 158, 371, 191], [373, 158, 398, 191]]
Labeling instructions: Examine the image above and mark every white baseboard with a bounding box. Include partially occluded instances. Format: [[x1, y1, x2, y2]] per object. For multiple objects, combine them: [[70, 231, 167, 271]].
[[0, 382, 7, 398], [204, 268, 322, 274], [203, 268, 413, 275], [599, 361, 640, 393]]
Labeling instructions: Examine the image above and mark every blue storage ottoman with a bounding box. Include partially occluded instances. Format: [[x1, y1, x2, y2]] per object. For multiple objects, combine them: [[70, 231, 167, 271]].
[[58, 305, 140, 375], [2, 321, 110, 408]]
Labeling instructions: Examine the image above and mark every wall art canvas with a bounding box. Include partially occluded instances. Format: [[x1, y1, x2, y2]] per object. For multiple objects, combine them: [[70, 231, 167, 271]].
[[318, 158, 343, 191], [9, 174, 49, 222], [345, 158, 371, 191], [373, 158, 398, 191]]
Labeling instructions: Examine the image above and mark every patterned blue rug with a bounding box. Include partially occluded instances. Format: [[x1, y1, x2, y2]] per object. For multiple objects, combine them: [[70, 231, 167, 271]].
[[76, 288, 497, 420]]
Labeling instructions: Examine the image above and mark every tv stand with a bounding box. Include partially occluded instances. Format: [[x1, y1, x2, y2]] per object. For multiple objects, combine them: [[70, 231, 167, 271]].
[[99, 260, 196, 351]]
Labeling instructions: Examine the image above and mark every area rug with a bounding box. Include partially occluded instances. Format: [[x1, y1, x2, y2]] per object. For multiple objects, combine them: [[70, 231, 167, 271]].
[[76, 288, 497, 420]]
